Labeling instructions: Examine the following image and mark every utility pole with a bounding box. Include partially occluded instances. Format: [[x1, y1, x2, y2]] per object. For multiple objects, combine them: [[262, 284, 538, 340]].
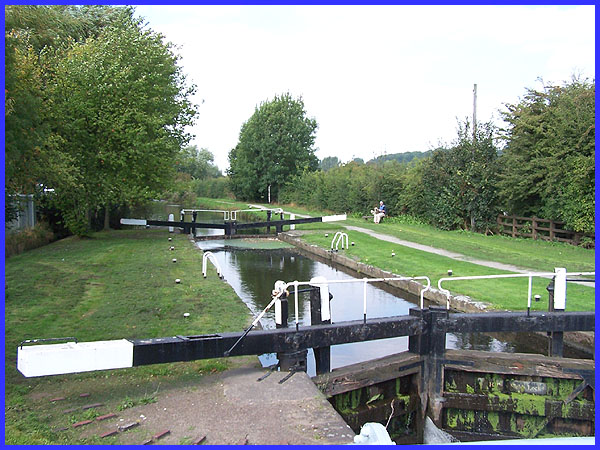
[[470, 83, 477, 232], [472, 83, 477, 143]]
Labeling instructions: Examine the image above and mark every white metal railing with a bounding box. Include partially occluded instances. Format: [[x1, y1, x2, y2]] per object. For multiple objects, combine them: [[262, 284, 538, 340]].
[[271, 276, 432, 329], [438, 270, 595, 313], [181, 207, 284, 222], [202, 251, 223, 279], [330, 231, 349, 251]]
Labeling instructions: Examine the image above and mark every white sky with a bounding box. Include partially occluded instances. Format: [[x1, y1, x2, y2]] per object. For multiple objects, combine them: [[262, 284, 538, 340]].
[[133, 5, 595, 173]]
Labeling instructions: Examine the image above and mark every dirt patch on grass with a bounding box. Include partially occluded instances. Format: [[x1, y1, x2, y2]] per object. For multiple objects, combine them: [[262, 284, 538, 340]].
[[25, 356, 354, 445]]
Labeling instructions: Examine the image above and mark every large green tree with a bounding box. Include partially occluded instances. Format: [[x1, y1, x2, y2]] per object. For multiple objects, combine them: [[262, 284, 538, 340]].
[[227, 93, 318, 202], [497, 77, 595, 233], [47, 13, 197, 233], [4, 5, 132, 222], [400, 120, 500, 231]]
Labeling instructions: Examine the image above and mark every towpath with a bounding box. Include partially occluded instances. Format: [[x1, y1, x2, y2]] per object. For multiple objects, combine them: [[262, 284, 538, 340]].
[[344, 225, 529, 273], [342, 225, 594, 287], [246, 204, 593, 285]]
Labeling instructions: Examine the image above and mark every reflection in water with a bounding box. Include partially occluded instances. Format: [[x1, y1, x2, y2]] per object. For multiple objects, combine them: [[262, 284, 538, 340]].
[[195, 238, 521, 376], [129, 205, 585, 372]]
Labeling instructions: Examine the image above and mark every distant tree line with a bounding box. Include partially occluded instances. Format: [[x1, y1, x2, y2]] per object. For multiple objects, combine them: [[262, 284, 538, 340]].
[[236, 79, 594, 236]]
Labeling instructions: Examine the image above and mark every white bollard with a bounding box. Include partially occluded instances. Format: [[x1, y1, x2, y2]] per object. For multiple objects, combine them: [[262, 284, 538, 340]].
[[168, 214, 174, 233]]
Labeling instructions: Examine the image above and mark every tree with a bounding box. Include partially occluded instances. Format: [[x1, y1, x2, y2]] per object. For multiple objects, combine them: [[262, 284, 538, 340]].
[[176, 146, 221, 179], [47, 13, 197, 233], [4, 5, 136, 225], [497, 77, 595, 233], [227, 93, 318, 202], [319, 156, 341, 172], [405, 120, 500, 231]]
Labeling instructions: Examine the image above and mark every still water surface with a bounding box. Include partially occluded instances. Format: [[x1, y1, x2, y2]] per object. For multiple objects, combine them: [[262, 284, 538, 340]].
[[195, 235, 516, 377], [132, 204, 565, 376]]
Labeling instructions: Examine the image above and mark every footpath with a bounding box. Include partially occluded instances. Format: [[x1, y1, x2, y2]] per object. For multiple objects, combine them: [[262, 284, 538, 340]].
[[343, 225, 594, 287]]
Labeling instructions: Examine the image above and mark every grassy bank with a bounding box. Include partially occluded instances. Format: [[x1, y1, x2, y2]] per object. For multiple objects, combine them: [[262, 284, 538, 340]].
[[302, 231, 594, 311], [194, 198, 594, 311], [4, 229, 252, 444]]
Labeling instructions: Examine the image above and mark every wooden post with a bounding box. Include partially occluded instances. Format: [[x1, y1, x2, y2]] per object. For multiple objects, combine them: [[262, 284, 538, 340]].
[[310, 286, 331, 375], [266, 210, 271, 234], [426, 307, 447, 428], [546, 280, 564, 357], [512, 216, 517, 238], [532, 217, 537, 240], [549, 220, 555, 240]]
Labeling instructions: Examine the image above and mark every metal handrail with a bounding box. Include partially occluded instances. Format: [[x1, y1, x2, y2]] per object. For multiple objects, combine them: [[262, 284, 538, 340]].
[[181, 207, 284, 222], [276, 276, 432, 327], [330, 231, 349, 251], [438, 271, 595, 313], [202, 251, 223, 279]]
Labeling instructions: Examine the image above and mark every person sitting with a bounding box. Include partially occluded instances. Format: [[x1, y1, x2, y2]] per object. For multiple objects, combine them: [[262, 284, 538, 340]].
[[374, 201, 386, 223]]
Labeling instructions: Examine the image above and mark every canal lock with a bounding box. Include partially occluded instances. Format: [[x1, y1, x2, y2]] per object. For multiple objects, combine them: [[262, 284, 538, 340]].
[[187, 216, 593, 444]]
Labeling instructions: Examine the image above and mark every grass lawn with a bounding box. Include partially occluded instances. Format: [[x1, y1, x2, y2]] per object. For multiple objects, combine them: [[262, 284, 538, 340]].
[[195, 198, 594, 311], [302, 231, 595, 312], [4, 229, 252, 444]]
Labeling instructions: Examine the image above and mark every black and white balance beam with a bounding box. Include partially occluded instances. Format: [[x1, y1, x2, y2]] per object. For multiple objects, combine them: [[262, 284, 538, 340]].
[[119, 214, 347, 228]]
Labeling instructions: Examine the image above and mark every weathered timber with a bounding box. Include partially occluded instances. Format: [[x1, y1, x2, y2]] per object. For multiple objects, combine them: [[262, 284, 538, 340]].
[[340, 396, 418, 432], [442, 349, 595, 378], [313, 352, 422, 397], [131, 315, 423, 366], [443, 392, 594, 421], [438, 311, 594, 334]]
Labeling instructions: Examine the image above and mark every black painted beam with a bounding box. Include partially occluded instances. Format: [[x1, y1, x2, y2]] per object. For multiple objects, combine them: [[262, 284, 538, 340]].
[[131, 315, 424, 366], [146, 220, 227, 229], [438, 311, 594, 333]]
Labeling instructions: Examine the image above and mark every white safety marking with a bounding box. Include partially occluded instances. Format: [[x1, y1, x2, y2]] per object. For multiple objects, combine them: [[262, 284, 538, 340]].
[[120, 218, 147, 226], [321, 214, 347, 222], [275, 299, 283, 325], [168, 213, 174, 233], [554, 267, 567, 310], [17, 339, 134, 377]]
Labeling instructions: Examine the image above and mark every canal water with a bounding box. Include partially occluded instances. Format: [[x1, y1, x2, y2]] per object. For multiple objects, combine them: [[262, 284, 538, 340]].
[[194, 235, 517, 377], [130, 204, 583, 376]]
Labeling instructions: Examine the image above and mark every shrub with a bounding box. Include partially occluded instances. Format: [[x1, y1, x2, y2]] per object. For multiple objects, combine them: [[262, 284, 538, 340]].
[[5, 222, 55, 258]]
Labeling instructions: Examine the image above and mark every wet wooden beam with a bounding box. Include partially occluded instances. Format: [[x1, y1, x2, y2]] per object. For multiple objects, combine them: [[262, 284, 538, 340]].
[[442, 349, 595, 379], [313, 352, 422, 397], [443, 392, 594, 421]]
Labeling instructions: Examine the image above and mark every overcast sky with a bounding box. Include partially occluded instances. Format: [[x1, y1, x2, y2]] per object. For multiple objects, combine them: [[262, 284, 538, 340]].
[[133, 5, 595, 172]]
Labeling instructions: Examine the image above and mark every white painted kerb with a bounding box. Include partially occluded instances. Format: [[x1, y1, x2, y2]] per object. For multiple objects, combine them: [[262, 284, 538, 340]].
[[17, 339, 134, 377]]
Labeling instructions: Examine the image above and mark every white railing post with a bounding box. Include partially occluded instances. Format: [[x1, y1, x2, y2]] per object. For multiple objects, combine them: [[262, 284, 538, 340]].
[[554, 267, 567, 310], [294, 280, 299, 330], [438, 271, 593, 313], [527, 274, 533, 316], [363, 278, 368, 322]]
